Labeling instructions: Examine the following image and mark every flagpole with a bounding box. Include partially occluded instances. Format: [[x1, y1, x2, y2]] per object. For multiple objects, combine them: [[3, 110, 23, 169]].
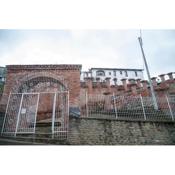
[[138, 32, 158, 110]]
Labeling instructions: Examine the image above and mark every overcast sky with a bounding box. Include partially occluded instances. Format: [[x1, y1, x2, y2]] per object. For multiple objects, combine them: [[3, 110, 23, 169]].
[[0, 30, 174, 79]]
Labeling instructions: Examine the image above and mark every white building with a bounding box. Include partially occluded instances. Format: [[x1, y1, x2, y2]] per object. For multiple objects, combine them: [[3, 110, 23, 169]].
[[81, 68, 144, 85]]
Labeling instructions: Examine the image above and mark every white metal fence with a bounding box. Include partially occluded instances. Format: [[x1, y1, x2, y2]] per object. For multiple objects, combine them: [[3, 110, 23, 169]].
[[1, 93, 39, 136], [80, 93, 175, 121], [52, 91, 69, 139], [1, 91, 69, 140]]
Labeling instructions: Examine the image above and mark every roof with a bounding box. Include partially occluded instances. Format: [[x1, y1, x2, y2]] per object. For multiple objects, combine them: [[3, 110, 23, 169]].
[[90, 68, 143, 71]]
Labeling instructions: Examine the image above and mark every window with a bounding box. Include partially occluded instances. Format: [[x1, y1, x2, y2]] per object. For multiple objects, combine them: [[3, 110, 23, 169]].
[[113, 71, 116, 76], [96, 70, 105, 76], [125, 71, 128, 77], [109, 72, 111, 75], [120, 71, 122, 75], [135, 71, 138, 77]]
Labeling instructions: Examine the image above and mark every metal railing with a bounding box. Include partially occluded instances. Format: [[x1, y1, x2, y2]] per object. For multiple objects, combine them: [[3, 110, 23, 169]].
[[80, 93, 175, 122], [1, 93, 39, 136], [1, 91, 69, 140]]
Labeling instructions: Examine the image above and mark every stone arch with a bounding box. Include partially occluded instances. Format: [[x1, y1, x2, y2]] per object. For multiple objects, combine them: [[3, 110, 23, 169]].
[[11, 71, 68, 93]]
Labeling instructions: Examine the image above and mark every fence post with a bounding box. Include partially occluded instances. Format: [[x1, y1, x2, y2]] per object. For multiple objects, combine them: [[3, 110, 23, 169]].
[[1, 92, 12, 135], [140, 94, 146, 120], [113, 92, 118, 119], [85, 91, 89, 117], [33, 93, 40, 134], [52, 92, 57, 138], [67, 91, 69, 140], [15, 93, 24, 137], [166, 95, 174, 121]]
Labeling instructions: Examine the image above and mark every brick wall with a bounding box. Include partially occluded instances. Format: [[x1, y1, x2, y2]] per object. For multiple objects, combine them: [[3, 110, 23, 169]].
[[80, 72, 175, 97], [1, 64, 82, 109]]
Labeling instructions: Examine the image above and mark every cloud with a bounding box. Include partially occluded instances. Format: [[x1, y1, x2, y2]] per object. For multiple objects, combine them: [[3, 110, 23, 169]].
[[0, 30, 174, 79]]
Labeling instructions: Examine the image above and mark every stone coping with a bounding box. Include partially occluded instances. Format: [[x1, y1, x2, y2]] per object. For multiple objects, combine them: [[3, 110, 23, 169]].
[[32, 117, 175, 124], [77, 117, 174, 123], [6, 64, 82, 70]]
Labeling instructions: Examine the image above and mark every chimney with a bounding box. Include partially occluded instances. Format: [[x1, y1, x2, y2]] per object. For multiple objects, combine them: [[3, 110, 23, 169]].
[[167, 72, 174, 80], [141, 80, 148, 90], [151, 77, 157, 86], [136, 78, 142, 88], [84, 77, 93, 94], [113, 78, 117, 86], [121, 78, 128, 91], [105, 77, 111, 93], [105, 77, 111, 86], [159, 74, 165, 82], [130, 83, 137, 95], [96, 77, 101, 87], [128, 79, 137, 95]]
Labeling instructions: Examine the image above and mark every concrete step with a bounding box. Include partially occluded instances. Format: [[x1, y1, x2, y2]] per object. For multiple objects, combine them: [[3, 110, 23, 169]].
[[0, 137, 45, 145], [0, 134, 69, 145]]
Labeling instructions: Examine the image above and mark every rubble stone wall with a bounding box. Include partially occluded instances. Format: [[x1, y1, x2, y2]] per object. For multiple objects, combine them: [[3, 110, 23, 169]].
[[68, 117, 175, 145]]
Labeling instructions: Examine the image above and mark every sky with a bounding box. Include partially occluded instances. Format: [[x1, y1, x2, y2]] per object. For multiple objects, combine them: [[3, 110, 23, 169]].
[[0, 29, 174, 79]]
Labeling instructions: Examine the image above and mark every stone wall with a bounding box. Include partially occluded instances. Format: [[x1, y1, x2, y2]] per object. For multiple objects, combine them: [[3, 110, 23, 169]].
[[68, 118, 175, 145]]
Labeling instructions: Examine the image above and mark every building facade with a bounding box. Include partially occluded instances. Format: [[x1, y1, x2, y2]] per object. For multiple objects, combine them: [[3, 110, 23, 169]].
[[81, 68, 144, 85], [0, 64, 174, 142]]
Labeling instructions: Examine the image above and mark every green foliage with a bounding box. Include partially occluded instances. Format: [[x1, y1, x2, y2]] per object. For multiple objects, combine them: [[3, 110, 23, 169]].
[[0, 83, 4, 93]]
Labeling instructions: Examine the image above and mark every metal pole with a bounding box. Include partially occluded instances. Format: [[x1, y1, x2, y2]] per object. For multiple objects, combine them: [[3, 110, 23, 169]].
[[166, 95, 174, 121], [140, 94, 146, 120], [15, 93, 24, 137], [52, 92, 57, 138], [85, 91, 89, 117], [67, 91, 69, 118], [67, 91, 69, 139], [138, 36, 158, 110], [33, 93, 40, 133], [113, 92, 118, 119]]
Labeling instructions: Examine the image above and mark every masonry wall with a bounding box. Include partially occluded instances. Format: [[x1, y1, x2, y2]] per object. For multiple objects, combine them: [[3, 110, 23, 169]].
[[80, 72, 175, 97], [68, 118, 175, 145], [1, 65, 81, 109]]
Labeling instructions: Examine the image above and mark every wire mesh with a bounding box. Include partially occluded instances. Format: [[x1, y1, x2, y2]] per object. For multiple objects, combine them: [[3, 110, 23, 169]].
[[79, 91, 88, 117], [52, 91, 69, 140], [142, 96, 172, 121], [16, 93, 39, 134], [115, 95, 144, 120], [87, 94, 116, 119], [1, 91, 69, 139], [1, 73, 70, 139], [165, 95, 175, 121], [1, 93, 22, 136], [80, 93, 175, 121], [0, 93, 4, 132]]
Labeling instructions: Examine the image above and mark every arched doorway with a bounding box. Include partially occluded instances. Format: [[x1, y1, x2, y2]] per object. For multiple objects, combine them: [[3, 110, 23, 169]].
[[1, 75, 69, 139]]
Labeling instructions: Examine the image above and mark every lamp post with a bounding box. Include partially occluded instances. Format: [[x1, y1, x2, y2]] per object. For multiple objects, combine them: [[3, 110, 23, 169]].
[[138, 34, 158, 110]]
